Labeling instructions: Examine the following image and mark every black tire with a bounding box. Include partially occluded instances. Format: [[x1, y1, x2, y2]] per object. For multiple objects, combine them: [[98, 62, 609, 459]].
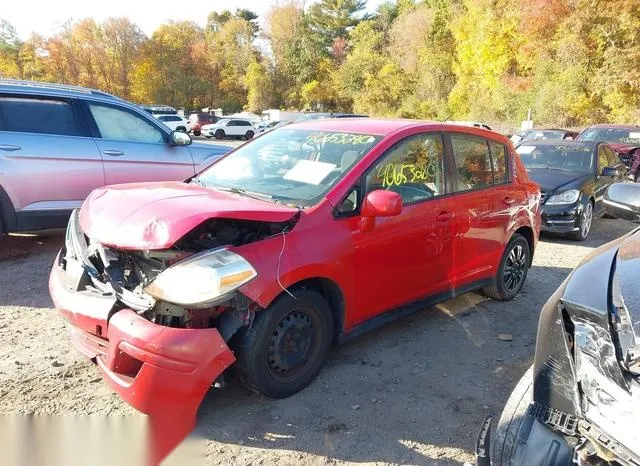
[[215, 129, 225, 139], [483, 233, 530, 301], [194, 130, 201, 136], [568, 200, 593, 242], [233, 289, 333, 399], [176, 126, 186, 132], [245, 130, 255, 140], [492, 367, 533, 465]]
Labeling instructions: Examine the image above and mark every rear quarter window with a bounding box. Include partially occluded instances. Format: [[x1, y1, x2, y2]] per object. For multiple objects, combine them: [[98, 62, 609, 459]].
[[0, 96, 80, 136]]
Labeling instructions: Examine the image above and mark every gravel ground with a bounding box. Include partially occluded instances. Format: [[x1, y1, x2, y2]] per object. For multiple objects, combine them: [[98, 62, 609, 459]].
[[0, 218, 636, 465]]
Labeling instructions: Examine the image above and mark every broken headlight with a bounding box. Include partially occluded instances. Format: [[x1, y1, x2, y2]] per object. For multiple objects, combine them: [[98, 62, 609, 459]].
[[144, 248, 257, 307]]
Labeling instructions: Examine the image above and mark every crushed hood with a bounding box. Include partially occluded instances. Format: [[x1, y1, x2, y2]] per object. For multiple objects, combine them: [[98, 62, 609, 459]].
[[79, 181, 300, 250]]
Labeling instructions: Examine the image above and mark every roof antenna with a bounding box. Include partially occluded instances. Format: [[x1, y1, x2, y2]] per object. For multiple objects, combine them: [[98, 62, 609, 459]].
[[442, 113, 453, 123]]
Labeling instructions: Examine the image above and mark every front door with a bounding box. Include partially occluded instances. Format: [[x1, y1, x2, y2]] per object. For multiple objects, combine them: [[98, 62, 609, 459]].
[[84, 101, 196, 186], [349, 133, 454, 325]]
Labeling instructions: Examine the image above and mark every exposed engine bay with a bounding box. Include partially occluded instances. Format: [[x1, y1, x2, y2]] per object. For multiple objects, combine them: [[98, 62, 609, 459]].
[[63, 213, 298, 339]]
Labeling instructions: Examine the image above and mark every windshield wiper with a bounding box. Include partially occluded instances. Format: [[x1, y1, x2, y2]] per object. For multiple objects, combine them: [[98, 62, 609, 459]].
[[215, 186, 277, 203]]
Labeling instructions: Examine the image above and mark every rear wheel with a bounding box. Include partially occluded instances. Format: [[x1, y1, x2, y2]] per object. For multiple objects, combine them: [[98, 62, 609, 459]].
[[568, 201, 592, 242], [215, 129, 225, 139], [194, 130, 201, 136], [233, 289, 333, 399], [245, 130, 255, 140], [176, 126, 186, 132], [492, 367, 533, 465], [483, 233, 530, 301]]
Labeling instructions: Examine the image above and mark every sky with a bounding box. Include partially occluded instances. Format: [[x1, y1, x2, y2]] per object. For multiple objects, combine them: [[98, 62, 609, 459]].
[[3, 0, 388, 40]]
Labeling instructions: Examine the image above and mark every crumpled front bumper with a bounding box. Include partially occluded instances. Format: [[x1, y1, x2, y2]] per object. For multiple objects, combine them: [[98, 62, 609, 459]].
[[49, 253, 236, 462], [50, 254, 236, 414]]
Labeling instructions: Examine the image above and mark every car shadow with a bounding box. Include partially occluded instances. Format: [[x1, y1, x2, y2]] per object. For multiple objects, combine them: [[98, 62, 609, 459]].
[[196, 263, 576, 464]]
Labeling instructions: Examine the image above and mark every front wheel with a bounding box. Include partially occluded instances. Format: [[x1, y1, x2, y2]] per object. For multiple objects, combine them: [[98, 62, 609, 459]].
[[492, 367, 533, 465], [483, 233, 530, 301], [215, 129, 225, 139], [245, 130, 255, 140], [233, 289, 333, 399], [568, 201, 592, 242]]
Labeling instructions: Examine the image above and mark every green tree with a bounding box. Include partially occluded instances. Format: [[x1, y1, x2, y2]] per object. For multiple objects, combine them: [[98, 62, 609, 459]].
[[307, 0, 368, 48], [244, 61, 274, 112]]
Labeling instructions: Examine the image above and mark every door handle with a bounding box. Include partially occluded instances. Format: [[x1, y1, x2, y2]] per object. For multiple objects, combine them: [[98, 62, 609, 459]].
[[0, 144, 21, 152], [503, 197, 515, 206], [436, 211, 453, 222], [103, 150, 124, 156]]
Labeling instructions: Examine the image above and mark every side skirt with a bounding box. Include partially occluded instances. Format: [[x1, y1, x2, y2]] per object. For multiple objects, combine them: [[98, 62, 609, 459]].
[[339, 278, 493, 344]]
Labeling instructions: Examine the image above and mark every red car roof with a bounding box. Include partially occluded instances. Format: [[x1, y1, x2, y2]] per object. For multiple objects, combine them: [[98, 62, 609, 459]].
[[288, 118, 503, 139]]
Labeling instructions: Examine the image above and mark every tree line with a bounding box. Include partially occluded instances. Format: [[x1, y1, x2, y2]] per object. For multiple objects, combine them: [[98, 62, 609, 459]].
[[1, 0, 639, 127]]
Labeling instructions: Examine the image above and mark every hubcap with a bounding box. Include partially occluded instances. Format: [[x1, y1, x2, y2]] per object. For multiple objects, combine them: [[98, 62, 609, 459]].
[[581, 203, 593, 237], [503, 244, 527, 293], [267, 311, 315, 377]]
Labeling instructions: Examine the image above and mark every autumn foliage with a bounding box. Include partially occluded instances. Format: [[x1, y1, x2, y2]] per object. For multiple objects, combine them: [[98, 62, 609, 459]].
[[1, 0, 638, 126]]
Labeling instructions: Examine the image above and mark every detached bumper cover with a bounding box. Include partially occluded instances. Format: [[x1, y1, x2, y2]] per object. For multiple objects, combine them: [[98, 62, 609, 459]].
[[49, 258, 236, 416]]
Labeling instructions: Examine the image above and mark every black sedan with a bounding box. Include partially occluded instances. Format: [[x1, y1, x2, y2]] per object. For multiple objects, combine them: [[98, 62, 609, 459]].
[[477, 183, 640, 466], [516, 140, 626, 241]]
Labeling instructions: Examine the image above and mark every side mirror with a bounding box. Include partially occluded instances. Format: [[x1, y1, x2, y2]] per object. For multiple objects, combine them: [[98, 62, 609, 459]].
[[359, 190, 402, 232], [602, 167, 619, 177], [604, 183, 640, 222], [170, 130, 192, 146]]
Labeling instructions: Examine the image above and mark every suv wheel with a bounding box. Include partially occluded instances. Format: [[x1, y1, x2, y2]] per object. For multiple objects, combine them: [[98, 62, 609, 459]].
[[483, 233, 530, 301], [569, 201, 592, 242], [215, 129, 225, 139], [233, 289, 333, 399], [246, 130, 255, 140]]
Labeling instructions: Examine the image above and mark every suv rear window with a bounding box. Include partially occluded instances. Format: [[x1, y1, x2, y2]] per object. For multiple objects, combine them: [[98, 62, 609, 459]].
[[0, 97, 80, 136]]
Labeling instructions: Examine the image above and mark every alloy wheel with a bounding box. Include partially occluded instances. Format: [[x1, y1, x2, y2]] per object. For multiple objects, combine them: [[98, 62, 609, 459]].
[[503, 244, 527, 293]]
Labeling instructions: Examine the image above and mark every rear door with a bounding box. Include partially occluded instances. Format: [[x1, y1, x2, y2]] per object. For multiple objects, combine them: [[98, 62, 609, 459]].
[[0, 94, 103, 224], [83, 100, 196, 185], [446, 132, 509, 288]]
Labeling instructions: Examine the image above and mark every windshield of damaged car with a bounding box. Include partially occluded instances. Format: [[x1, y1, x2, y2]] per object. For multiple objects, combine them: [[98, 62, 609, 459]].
[[517, 144, 594, 172], [196, 129, 382, 206], [578, 128, 640, 145]]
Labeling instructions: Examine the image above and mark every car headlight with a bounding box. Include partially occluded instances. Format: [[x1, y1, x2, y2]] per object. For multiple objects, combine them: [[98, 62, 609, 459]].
[[546, 189, 580, 205], [144, 248, 257, 307]]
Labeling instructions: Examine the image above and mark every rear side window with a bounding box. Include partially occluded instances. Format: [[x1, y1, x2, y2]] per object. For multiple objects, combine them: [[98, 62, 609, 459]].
[[0, 97, 80, 136], [451, 134, 494, 191], [489, 141, 508, 183]]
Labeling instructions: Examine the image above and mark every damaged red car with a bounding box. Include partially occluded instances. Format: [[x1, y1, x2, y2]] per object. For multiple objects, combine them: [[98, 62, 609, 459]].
[[50, 119, 540, 422], [577, 124, 640, 180]]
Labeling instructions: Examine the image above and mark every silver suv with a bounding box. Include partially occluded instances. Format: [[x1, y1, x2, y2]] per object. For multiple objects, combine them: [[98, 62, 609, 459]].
[[0, 80, 229, 234]]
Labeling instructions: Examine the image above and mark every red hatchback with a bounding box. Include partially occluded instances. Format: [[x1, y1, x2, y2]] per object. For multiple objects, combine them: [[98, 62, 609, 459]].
[[49, 119, 540, 430]]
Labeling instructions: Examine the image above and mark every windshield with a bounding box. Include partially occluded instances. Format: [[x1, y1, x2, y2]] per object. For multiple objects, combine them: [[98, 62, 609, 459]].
[[517, 144, 593, 172], [196, 128, 382, 207], [578, 128, 640, 145], [522, 130, 565, 141]]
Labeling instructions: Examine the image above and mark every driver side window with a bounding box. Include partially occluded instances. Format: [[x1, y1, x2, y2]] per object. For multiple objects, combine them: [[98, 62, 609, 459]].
[[366, 133, 445, 205]]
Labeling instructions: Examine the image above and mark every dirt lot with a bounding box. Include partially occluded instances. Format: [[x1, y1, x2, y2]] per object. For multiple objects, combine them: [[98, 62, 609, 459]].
[[0, 218, 636, 465]]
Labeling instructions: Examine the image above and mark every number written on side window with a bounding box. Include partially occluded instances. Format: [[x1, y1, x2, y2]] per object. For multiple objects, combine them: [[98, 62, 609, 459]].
[[89, 104, 165, 144], [451, 134, 494, 191], [0, 97, 80, 136], [366, 133, 446, 204]]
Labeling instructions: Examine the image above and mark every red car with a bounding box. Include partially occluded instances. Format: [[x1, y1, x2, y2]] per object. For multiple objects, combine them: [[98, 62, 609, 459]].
[[577, 124, 640, 179], [188, 112, 217, 136], [49, 119, 540, 446]]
